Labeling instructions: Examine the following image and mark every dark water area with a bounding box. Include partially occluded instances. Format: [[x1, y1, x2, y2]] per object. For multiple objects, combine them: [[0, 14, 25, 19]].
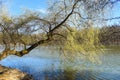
[[28, 69, 120, 80], [41, 70, 120, 80], [0, 48, 120, 80]]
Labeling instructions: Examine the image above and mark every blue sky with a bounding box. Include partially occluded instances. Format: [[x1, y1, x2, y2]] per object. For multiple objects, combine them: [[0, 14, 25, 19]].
[[9, 0, 48, 16], [106, 2, 120, 25], [7, 0, 120, 25]]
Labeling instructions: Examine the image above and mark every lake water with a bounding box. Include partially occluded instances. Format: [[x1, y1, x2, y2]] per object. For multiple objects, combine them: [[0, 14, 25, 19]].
[[0, 47, 120, 80]]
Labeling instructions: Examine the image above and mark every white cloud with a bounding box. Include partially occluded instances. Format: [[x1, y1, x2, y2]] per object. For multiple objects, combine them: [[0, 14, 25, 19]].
[[36, 8, 48, 14]]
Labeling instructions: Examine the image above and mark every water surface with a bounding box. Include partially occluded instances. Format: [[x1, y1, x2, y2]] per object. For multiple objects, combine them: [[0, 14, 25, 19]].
[[0, 47, 120, 80]]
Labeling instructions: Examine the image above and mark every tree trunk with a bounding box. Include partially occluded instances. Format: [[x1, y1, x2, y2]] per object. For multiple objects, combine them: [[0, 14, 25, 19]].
[[0, 1, 77, 60], [0, 38, 51, 60]]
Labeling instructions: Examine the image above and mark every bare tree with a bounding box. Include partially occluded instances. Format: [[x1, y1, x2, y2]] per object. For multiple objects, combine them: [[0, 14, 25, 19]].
[[99, 25, 120, 45], [0, 0, 120, 60]]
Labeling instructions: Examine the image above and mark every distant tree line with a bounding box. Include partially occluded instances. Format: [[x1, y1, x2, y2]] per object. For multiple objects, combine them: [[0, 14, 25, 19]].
[[99, 25, 120, 45]]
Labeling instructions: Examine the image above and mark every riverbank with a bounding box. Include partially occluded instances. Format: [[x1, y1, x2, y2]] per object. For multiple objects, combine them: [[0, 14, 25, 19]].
[[0, 64, 33, 80]]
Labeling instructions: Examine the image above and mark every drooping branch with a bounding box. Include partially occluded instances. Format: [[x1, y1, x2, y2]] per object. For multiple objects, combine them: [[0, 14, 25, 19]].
[[103, 16, 120, 21], [0, 0, 120, 60], [25, 1, 79, 53], [0, 1, 78, 60]]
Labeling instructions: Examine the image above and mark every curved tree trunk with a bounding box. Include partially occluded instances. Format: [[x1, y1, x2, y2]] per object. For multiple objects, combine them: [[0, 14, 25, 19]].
[[0, 1, 78, 60], [0, 38, 51, 60]]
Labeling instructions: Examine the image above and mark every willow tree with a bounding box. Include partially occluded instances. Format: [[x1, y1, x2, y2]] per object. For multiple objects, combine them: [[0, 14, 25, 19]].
[[0, 0, 120, 60]]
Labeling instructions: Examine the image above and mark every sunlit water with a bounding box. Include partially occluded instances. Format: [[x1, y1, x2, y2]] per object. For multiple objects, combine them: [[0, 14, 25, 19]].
[[0, 47, 120, 80]]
